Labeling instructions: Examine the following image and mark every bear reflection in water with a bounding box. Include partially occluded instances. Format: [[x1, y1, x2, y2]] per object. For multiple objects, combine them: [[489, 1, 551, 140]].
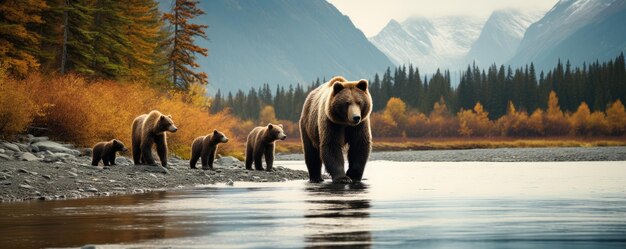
[[303, 183, 372, 248]]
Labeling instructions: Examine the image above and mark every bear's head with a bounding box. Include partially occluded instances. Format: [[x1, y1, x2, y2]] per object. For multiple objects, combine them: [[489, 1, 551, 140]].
[[267, 123, 287, 141], [157, 114, 178, 133], [326, 77, 372, 126], [212, 129, 229, 143], [112, 139, 128, 152]]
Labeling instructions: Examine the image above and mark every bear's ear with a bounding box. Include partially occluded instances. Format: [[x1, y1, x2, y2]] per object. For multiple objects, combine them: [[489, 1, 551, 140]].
[[268, 123, 273, 130], [213, 129, 218, 134], [160, 116, 165, 120], [356, 79, 368, 91], [332, 83, 344, 94], [278, 124, 283, 128], [113, 140, 119, 145], [167, 115, 172, 118]]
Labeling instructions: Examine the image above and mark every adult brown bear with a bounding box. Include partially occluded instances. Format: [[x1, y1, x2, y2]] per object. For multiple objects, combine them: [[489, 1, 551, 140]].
[[299, 76, 372, 183], [131, 110, 178, 167]]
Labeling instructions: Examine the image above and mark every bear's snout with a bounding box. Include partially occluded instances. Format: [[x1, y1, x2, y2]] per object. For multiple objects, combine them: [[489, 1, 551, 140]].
[[169, 125, 178, 133], [352, 115, 361, 123], [280, 134, 287, 140], [122, 147, 129, 152], [222, 137, 229, 143]]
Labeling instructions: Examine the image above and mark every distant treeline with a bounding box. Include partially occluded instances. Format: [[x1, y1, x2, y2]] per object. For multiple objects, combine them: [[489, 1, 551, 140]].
[[212, 53, 626, 122]]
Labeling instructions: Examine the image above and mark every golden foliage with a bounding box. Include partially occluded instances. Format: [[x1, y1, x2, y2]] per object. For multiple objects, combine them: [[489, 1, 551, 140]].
[[456, 102, 493, 137], [0, 71, 37, 136], [606, 100, 626, 135], [259, 105, 278, 125], [2, 73, 243, 159]]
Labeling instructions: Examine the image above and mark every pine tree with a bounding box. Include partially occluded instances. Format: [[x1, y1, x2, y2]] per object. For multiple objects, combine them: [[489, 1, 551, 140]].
[[0, 0, 47, 77], [163, 0, 208, 90], [122, 0, 165, 82]]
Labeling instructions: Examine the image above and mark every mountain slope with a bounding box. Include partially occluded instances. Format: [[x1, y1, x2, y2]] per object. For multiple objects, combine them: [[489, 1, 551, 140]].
[[189, 0, 393, 92], [508, 0, 626, 70], [463, 9, 544, 67], [369, 16, 485, 73]]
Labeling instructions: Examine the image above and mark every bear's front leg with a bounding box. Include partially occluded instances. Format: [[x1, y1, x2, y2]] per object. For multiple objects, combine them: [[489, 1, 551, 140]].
[[321, 143, 350, 183], [110, 154, 117, 165], [154, 134, 168, 167], [346, 123, 371, 182]]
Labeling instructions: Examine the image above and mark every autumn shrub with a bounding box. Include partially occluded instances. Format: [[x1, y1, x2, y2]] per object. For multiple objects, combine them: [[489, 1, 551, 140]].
[[5, 73, 245, 159], [405, 112, 428, 137], [427, 99, 457, 137], [0, 71, 38, 136], [456, 102, 493, 137]]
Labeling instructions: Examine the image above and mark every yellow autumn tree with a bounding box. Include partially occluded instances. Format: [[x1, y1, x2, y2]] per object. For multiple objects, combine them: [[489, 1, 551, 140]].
[[543, 91, 570, 136], [428, 97, 457, 137], [0, 0, 47, 77], [606, 100, 626, 135], [457, 102, 492, 137], [259, 105, 277, 125]]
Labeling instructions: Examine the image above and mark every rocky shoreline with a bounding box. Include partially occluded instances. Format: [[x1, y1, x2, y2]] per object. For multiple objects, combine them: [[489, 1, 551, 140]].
[[0, 136, 309, 202]]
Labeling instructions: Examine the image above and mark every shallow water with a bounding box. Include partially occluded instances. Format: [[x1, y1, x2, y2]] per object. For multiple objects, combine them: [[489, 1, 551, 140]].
[[1, 161, 626, 248]]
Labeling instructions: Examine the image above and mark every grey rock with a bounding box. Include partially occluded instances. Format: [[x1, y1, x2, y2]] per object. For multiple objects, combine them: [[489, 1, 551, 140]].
[[215, 156, 242, 166], [43, 152, 77, 163], [28, 144, 39, 153], [82, 148, 93, 156], [0, 148, 4, 153], [19, 184, 33, 189], [32, 141, 81, 156], [42, 174, 52, 180], [226, 179, 234, 186], [68, 172, 78, 177], [18, 168, 29, 174], [86, 188, 98, 193], [115, 157, 132, 166], [0, 153, 11, 161], [30, 136, 49, 143], [19, 152, 41, 162], [1, 142, 20, 152], [16, 143, 28, 152]]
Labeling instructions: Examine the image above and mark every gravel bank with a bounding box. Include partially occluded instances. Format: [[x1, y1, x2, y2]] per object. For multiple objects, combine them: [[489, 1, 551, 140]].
[[276, 146, 626, 162], [0, 158, 308, 202]]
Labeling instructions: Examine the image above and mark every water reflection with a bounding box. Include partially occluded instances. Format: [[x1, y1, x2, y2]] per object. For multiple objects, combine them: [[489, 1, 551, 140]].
[[0, 191, 197, 248], [304, 183, 372, 248]]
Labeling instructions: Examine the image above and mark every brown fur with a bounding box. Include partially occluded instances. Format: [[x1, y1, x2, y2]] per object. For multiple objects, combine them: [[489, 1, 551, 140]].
[[131, 110, 178, 167], [190, 130, 229, 170], [299, 76, 372, 183], [92, 139, 128, 166], [245, 123, 287, 171]]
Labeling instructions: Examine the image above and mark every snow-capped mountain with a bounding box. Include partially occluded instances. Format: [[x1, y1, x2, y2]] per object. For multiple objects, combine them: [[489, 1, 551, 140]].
[[369, 16, 485, 73], [463, 9, 544, 68], [508, 0, 626, 71]]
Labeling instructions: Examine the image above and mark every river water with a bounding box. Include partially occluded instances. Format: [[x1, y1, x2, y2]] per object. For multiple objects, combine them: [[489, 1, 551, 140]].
[[1, 160, 626, 248]]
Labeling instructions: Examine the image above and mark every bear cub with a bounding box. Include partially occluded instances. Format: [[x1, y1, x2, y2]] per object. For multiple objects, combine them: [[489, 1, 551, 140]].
[[92, 139, 128, 166], [245, 123, 286, 171], [190, 129, 229, 170], [131, 110, 178, 167]]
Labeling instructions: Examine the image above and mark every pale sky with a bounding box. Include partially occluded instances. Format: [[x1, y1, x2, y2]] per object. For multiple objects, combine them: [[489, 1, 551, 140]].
[[327, 0, 560, 37]]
